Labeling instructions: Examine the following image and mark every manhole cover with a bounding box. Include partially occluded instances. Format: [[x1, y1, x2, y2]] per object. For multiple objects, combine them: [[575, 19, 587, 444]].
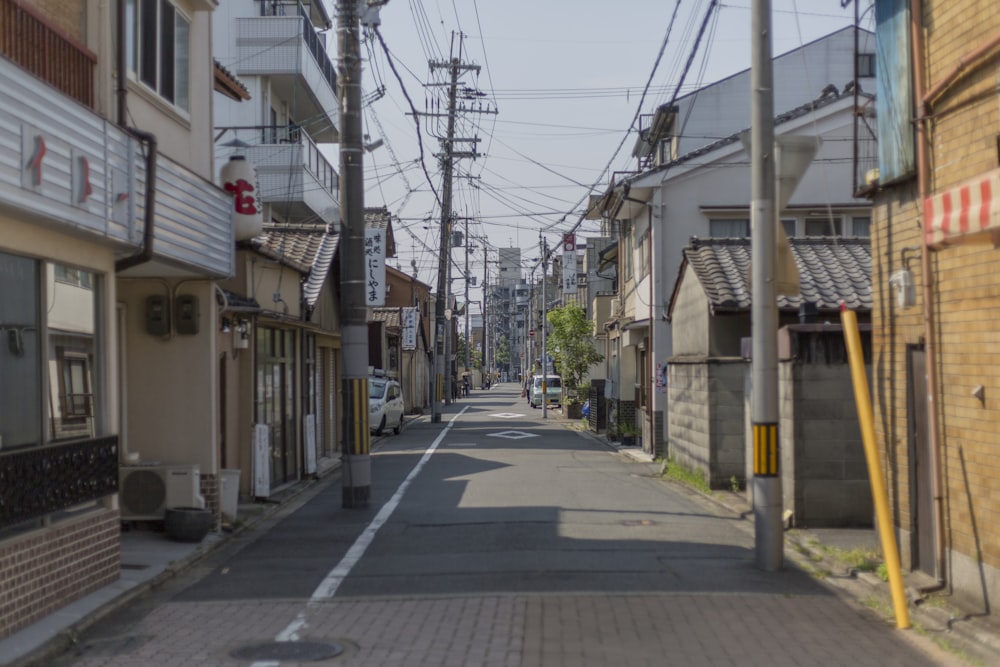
[[231, 640, 344, 662]]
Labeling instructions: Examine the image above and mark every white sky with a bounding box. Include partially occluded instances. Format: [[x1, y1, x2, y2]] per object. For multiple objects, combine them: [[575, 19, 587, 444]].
[[346, 0, 868, 304]]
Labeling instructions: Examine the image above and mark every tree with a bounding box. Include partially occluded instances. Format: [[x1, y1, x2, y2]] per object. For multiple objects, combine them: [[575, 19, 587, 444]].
[[495, 336, 510, 368], [545, 303, 603, 399], [456, 334, 482, 369]]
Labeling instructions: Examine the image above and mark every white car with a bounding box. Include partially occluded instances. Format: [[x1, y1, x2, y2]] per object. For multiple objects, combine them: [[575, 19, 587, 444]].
[[369, 376, 404, 435]]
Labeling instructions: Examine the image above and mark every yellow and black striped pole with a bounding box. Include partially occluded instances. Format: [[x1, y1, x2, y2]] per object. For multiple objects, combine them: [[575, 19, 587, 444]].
[[752, 423, 779, 477]]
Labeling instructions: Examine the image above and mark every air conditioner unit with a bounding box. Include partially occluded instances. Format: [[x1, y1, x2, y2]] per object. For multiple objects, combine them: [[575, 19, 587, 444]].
[[119, 464, 206, 520]]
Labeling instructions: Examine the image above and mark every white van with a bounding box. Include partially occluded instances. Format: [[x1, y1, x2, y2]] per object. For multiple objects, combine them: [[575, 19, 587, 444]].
[[529, 374, 562, 409]]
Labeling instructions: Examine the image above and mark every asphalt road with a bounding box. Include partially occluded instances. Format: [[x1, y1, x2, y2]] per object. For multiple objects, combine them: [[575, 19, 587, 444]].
[[44, 383, 966, 666]]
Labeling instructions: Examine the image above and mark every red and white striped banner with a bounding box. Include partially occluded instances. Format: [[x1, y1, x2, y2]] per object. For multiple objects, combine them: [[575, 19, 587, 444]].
[[924, 167, 1000, 246]]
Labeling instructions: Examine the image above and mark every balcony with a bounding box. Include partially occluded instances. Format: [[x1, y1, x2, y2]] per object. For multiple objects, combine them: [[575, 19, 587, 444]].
[[225, 125, 339, 225], [0, 0, 95, 108], [235, 9, 339, 143]]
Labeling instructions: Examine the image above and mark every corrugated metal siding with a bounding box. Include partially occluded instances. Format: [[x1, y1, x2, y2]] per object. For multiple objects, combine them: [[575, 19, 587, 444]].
[[0, 58, 133, 246], [875, 0, 916, 183], [137, 154, 234, 277]]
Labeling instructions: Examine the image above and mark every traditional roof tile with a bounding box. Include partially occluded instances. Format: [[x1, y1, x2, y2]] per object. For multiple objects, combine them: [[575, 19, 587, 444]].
[[370, 307, 401, 327], [251, 224, 339, 307], [681, 236, 871, 314]]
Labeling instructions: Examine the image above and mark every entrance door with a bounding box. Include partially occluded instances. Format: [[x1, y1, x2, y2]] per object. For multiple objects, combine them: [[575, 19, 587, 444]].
[[256, 327, 298, 487], [907, 346, 935, 576]]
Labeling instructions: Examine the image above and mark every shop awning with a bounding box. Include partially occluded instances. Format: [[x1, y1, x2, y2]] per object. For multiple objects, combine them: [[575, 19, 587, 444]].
[[925, 167, 1000, 247]]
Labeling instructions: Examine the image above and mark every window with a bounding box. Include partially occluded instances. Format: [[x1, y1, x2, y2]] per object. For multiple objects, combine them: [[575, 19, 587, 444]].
[[852, 216, 871, 237], [0, 254, 102, 449], [781, 218, 796, 238], [709, 219, 750, 237], [804, 218, 842, 237], [857, 53, 876, 78], [126, 0, 190, 111]]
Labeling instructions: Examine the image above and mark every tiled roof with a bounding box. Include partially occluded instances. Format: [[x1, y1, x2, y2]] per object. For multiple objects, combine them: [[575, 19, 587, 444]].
[[681, 236, 871, 313], [370, 307, 401, 327], [251, 224, 339, 307]]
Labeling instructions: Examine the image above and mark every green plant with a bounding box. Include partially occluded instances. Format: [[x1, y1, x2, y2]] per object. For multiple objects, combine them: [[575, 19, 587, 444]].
[[729, 475, 741, 492], [661, 458, 711, 494], [618, 422, 639, 436]]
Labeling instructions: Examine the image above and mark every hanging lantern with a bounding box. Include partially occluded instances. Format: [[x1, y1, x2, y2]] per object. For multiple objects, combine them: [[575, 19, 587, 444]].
[[221, 155, 263, 240]]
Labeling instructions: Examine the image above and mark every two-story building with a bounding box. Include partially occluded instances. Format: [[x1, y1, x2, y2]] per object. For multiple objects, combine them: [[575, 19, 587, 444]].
[[0, 0, 234, 638]]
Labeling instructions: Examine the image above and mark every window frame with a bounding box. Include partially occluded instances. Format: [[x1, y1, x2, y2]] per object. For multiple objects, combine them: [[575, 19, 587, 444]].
[[126, 0, 191, 112]]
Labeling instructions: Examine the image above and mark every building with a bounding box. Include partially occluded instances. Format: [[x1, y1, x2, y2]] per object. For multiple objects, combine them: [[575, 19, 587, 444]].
[[593, 27, 875, 459], [867, 0, 1000, 608], [0, 0, 233, 638]]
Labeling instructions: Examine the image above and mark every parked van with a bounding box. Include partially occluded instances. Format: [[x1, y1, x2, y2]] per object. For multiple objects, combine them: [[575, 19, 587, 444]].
[[529, 374, 562, 408]]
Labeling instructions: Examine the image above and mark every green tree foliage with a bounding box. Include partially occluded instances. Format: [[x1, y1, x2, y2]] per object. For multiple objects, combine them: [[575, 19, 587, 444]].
[[456, 334, 482, 369], [495, 336, 510, 367], [545, 304, 603, 398]]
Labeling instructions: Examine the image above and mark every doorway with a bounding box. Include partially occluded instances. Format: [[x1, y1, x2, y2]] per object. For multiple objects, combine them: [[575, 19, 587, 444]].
[[907, 346, 935, 577]]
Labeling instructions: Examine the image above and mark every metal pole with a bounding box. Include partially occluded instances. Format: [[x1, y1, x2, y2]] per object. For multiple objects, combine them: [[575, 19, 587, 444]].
[[750, 0, 782, 570], [337, 0, 370, 508]]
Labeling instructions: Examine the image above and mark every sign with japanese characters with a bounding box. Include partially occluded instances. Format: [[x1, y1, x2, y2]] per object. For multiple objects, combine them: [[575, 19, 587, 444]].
[[364, 227, 387, 306], [402, 307, 418, 350], [562, 232, 577, 294]]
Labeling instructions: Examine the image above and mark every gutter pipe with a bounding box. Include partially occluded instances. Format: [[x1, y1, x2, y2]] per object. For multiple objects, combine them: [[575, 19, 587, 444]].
[[114, 0, 158, 274]]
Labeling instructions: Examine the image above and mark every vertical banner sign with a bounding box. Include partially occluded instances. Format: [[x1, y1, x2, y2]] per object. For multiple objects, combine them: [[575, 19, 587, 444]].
[[562, 232, 577, 294], [364, 227, 386, 306], [402, 306, 418, 349]]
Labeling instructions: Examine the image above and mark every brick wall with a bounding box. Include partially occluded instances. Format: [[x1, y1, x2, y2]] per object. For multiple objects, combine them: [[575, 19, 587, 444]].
[[872, 0, 1000, 605], [200, 473, 221, 530], [0, 508, 119, 639]]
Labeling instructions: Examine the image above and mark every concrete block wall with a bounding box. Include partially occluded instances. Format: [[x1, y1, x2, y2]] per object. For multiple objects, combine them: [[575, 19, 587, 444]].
[[782, 362, 873, 527], [0, 509, 120, 639], [668, 359, 746, 488]]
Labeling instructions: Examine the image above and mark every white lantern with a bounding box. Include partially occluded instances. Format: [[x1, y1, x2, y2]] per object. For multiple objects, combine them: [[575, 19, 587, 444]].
[[220, 155, 263, 240]]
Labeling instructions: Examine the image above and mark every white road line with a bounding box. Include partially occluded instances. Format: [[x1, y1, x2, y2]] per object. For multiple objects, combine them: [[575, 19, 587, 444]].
[[249, 408, 466, 667]]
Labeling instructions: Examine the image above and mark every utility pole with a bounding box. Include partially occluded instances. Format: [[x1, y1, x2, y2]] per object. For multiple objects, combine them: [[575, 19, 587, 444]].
[[464, 217, 471, 373], [426, 33, 495, 421], [750, 0, 782, 570], [337, 0, 369, 508], [541, 237, 549, 419]]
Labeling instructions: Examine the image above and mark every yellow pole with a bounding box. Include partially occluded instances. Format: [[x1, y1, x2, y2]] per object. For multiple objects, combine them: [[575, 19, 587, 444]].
[[841, 306, 910, 629]]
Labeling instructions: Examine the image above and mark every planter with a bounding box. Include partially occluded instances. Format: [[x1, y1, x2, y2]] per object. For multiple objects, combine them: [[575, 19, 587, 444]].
[[621, 434, 636, 447], [565, 402, 583, 419], [164, 507, 213, 543]]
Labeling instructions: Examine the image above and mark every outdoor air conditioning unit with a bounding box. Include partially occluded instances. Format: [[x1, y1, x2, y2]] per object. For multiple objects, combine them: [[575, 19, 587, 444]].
[[119, 464, 206, 520]]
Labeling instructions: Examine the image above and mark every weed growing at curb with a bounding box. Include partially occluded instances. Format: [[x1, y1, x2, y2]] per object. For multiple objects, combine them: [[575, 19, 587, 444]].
[[660, 458, 711, 494]]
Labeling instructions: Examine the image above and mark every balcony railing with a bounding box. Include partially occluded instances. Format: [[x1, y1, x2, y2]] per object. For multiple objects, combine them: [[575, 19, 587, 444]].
[[0, 0, 95, 108], [250, 0, 337, 94]]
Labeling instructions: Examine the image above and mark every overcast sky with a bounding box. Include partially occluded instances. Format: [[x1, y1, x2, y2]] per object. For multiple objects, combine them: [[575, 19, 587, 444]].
[[346, 0, 870, 303]]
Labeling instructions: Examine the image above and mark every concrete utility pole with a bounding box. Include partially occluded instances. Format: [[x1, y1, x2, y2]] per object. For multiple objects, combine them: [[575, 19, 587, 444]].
[[464, 217, 471, 373], [750, 0, 782, 570], [337, 0, 370, 508], [541, 237, 549, 419], [427, 34, 493, 421]]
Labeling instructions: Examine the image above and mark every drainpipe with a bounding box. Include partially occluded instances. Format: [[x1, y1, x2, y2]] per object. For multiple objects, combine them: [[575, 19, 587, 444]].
[[114, 0, 158, 273], [910, 0, 945, 585]]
